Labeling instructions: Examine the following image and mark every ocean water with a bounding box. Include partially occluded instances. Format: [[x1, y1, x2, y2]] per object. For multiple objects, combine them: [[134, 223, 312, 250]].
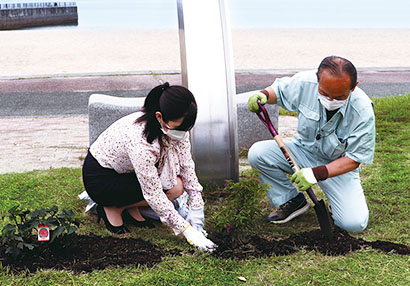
[[1, 0, 410, 29]]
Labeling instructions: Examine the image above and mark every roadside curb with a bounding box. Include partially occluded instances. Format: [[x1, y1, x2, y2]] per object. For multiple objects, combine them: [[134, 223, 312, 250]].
[[2, 67, 410, 80]]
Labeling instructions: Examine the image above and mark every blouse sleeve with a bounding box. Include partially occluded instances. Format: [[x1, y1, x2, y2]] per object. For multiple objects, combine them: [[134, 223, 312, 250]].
[[176, 133, 204, 209], [126, 138, 189, 235]]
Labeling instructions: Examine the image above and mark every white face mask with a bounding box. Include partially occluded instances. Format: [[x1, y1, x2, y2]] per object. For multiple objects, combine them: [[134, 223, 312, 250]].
[[158, 120, 187, 141], [161, 128, 187, 141], [318, 93, 348, 111]]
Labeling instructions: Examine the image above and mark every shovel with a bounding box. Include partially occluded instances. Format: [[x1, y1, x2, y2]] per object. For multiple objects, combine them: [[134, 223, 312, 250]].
[[256, 101, 333, 239]]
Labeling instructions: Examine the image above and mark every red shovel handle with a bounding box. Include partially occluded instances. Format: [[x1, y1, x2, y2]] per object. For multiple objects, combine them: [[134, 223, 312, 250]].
[[256, 103, 279, 137], [256, 101, 300, 172]]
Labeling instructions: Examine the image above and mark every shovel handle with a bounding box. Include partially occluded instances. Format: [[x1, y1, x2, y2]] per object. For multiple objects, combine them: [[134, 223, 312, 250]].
[[257, 101, 319, 205], [257, 102, 299, 172]]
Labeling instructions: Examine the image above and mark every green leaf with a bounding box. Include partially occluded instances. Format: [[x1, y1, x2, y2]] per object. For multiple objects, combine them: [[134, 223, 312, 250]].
[[5, 246, 14, 254], [22, 243, 35, 250], [45, 217, 58, 226], [68, 225, 77, 234], [2, 224, 16, 232], [50, 226, 64, 242], [31, 208, 47, 218]]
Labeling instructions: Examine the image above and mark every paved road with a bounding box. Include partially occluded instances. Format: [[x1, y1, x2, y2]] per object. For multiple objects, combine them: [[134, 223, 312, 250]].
[[0, 115, 89, 174], [1, 70, 409, 116], [0, 69, 409, 174]]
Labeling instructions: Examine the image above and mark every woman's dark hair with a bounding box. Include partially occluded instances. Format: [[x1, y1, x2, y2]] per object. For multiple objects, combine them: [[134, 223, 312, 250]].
[[136, 82, 198, 143], [317, 56, 357, 89]]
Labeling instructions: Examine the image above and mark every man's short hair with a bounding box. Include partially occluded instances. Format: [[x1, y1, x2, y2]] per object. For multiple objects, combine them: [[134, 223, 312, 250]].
[[317, 56, 357, 89]]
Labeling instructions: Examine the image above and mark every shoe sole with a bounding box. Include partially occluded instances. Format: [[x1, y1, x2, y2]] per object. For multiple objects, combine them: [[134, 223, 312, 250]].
[[269, 202, 310, 224]]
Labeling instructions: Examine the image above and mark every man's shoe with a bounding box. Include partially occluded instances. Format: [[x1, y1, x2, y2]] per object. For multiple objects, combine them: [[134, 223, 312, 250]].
[[267, 193, 310, 224]]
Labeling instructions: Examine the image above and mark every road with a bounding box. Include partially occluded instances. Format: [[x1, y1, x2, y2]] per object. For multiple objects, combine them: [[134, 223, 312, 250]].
[[1, 70, 410, 116]]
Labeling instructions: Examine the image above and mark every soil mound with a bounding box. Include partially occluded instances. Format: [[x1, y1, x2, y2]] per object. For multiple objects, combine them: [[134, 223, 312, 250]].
[[1, 230, 408, 273], [212, 229, 410, 259], [0, 233, 175, 273]]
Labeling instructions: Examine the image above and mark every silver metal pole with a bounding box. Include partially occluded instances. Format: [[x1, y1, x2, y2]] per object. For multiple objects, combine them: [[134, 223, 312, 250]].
[[177, 0, 238, 183]]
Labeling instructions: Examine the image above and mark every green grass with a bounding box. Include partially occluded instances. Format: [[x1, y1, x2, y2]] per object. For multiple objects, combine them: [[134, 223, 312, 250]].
[[360, 95, 410, 243], [0, 95, 409, 285], [279, 107, 297, 116]]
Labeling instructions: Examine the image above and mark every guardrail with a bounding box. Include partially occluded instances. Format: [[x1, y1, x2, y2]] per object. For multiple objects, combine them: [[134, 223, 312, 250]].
[[0, 2, 76, 9]]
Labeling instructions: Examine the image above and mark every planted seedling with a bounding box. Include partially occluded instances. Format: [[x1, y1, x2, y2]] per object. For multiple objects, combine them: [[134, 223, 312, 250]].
[[214, 169, 269, 247], [0, 205, 80, 260]]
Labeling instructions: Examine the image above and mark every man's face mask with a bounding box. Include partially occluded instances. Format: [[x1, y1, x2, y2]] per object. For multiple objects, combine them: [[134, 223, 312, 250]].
[[159, 120, 187, 141], [318, 93, 348, 111]]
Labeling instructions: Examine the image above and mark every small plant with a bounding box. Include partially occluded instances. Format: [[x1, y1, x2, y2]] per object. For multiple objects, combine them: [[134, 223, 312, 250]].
[[0, 205, 80, 259], [214, 169, 269, 246]]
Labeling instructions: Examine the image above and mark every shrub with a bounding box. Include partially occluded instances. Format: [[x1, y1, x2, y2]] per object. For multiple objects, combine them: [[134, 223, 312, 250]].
[[0, 205, 80, 259], [214, 169, 269, 245]]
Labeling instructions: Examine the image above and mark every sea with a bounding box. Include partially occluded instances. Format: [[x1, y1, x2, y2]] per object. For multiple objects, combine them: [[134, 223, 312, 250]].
[[1, 0, 410, 30]]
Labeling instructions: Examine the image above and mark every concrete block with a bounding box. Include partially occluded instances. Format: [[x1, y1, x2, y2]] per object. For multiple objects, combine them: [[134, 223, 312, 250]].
[[235, 91, 279, 150], [88, 91, 279, 150], [88, 94, 145, 145]]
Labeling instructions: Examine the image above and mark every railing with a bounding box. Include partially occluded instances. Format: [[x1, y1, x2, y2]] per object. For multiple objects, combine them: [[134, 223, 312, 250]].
[[0, 2, 76, 9]]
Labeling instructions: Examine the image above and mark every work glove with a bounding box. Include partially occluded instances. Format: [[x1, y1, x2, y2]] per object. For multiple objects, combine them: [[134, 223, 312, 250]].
[[182, 225, 218, 252], [291, 168, 317, 191], [248, 91, 268, 113], [186, 206, 207, 236]]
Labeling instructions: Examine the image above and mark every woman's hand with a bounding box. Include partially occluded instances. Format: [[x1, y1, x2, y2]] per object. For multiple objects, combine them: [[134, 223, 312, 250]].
[[182, 225, 217, 252], [186, 206, 207, 236]]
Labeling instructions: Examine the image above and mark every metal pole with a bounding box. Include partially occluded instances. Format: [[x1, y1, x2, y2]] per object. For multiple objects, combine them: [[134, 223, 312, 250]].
[[177, 0, 238, 183]]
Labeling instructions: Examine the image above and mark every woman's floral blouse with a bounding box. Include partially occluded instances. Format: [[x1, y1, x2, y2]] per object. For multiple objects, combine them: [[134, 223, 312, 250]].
[[90, 112, 204, 235]]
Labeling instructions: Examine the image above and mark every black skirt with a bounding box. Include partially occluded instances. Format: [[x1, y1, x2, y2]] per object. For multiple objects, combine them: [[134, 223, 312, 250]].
[[82, 150, 144, 207]]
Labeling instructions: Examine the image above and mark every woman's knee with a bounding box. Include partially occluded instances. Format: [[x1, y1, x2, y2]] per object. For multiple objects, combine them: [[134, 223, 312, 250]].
[[166, 177, 184, 200]]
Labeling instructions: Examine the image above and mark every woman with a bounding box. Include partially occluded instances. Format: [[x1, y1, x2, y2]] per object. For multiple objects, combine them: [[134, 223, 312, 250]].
[[82, 83, 216, 252]]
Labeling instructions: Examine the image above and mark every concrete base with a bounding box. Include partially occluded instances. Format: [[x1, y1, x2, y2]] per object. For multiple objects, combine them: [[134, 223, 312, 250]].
[[88, 92, 279, 149], [235, 91, 279, 149], [88, 94, 145, 145]]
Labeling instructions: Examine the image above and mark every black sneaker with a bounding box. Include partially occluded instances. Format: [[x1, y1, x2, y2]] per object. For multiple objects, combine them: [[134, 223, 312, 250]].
[[267, 193, 310, 224]]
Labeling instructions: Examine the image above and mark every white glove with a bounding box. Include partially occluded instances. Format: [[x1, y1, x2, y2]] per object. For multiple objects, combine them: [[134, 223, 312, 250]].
[[182, 225, 217, 252], [186, 206, 207, 236]]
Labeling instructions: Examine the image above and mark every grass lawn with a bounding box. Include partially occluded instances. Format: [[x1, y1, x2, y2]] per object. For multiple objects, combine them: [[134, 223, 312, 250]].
[[0, 95, 409, 285]]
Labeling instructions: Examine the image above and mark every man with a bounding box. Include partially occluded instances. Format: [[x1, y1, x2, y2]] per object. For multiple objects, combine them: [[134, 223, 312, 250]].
[[247, 56, 375, 232]]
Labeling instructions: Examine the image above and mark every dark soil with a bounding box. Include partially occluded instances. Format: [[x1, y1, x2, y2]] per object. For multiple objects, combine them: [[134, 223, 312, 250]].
[[1, 229, 408, 273], [0, 233, 179, 273], [211, 228, 410, 259]]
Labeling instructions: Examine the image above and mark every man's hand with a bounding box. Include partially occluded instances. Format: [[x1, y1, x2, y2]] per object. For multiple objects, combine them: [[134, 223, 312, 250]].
[[186, 206, 207, 236], [182, 225, 217, 252], [291, 168, 317, 191], [248, 92, 268, 113]]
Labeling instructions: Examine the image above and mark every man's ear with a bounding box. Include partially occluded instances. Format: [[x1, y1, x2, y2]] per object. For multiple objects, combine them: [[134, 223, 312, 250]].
[[351, 81, 359, 91]]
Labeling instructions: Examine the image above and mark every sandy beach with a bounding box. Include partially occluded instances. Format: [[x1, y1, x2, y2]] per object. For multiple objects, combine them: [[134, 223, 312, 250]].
[[1, 28, 410, 77]]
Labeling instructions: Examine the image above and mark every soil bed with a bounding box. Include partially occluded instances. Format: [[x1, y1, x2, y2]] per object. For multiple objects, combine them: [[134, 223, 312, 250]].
[[211, 228, 410, 259], [1, 230, 408, 273], [0, 233, 178, 273]]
